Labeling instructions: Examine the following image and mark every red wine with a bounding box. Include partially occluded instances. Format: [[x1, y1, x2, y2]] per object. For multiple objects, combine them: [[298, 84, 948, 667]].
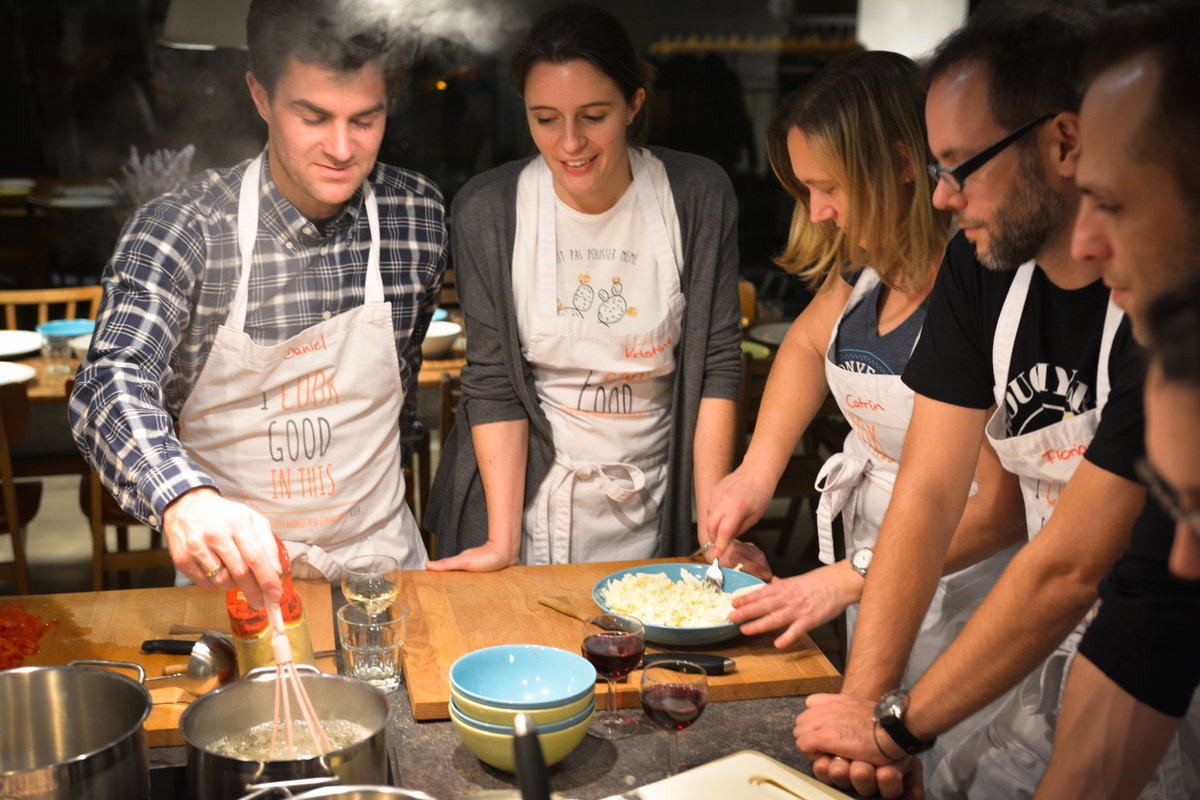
[[641, 684, 706, 732], [582, 633, 644, 680]]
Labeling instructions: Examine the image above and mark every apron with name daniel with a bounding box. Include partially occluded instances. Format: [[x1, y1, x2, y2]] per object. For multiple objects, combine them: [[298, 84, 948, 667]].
[[815, 269, 1018, 771], [519, 157, 685, 565], [177, 153, 426, 583], [928, 261, 1174, 799]]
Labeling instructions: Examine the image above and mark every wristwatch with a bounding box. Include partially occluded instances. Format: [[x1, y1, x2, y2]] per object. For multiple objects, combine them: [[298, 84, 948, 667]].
[[874, 689, 937, 755], [849, 546, 873, 577]]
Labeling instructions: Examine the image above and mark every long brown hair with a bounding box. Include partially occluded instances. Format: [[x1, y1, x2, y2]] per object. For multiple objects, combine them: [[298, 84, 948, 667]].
[[766, 50, 949, 293]]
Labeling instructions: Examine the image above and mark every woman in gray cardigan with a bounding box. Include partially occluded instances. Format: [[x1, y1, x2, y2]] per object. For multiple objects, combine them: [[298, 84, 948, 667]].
[[424, 3, 751, 572]]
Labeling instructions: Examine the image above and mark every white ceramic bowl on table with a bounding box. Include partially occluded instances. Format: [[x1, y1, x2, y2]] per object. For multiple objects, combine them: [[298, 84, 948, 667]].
[[421, 320, 461, 359], [592, 562, 767, 646]]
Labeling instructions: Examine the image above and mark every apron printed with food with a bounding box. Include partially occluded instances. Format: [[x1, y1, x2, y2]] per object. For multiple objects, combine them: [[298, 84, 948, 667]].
[[928, 261, 1185, 800], [816, 270, 1017, 770], [520, 156, 685, 565], [178, 153, 426, 583]]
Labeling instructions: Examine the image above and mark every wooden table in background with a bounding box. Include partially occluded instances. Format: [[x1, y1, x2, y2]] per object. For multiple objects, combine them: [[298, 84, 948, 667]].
[[22, 355, 80, 402], [1, 580, 337, 747]]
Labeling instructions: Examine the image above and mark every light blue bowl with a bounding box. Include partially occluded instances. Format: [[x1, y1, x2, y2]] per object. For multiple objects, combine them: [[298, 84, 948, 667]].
[[449, 695, 595, 735], [36, 319, 95, 338], [593, 563, 767, 646], [448, 645, 596, 710], [432, 307, 449, 322]]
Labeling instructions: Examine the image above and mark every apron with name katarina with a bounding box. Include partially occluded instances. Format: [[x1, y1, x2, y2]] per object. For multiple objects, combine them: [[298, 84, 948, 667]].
[[177, 153, 426, 583], [928, 261, 1165, 799], [816, 269, 1017, 769], [519, 156, 685, 565]]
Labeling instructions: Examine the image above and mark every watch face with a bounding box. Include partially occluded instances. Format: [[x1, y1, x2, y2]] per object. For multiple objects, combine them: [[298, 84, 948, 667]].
[[852, 547, 873, 573]]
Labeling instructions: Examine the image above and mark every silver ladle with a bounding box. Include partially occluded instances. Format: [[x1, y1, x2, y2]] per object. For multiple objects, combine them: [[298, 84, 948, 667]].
[[143, 631, 238, 698]]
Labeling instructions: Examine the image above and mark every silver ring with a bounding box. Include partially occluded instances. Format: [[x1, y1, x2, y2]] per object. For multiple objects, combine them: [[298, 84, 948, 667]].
[[203, 563, 225, 580]]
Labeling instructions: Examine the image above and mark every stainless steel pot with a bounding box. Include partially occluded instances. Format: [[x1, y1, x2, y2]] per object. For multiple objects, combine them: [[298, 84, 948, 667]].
[[244, 786, 437, 800], [0, 661, 152, 800], [181, 667, 390, 800]]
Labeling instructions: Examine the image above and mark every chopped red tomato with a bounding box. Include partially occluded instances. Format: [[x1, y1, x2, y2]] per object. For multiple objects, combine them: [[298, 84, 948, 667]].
[[0, 604, 58, 669]]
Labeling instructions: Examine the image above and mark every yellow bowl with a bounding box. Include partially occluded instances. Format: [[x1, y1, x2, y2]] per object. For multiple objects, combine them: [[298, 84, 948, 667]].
[[449, 701, 593, 772], [449, 684, 594, 726]]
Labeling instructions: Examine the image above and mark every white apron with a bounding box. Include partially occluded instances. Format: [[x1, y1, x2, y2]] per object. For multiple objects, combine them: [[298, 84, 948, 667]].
[[815, 270, 1017, 771], [519, 157, 685, 565], [928, 261, 1176, 799], [177, 153, 426, 583]]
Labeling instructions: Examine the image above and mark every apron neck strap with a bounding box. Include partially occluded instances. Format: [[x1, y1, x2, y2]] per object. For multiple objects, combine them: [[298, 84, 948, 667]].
[[229, 153, 383, 333]]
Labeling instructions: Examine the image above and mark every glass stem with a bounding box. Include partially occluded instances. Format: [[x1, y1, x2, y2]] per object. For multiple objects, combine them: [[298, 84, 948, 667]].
[[605, 678, 618, 715], [667, 732, 680, 776]]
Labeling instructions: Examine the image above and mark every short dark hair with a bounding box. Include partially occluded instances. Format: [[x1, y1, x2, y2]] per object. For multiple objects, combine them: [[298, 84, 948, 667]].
[[925, 1, 1099, 130], [1082, 1, 1200, 213], [246, 0, 400, 99], [508, 2, 654, 140], [1147, 274, 1200, 390]]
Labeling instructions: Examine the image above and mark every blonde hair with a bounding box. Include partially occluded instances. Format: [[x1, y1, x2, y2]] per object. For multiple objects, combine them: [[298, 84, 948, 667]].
[[766, 50, 950, 293]]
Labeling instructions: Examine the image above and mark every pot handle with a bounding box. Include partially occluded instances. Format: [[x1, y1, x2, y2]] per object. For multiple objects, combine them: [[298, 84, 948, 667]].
[[237, 776, 339, 800], [68, 659, 148, 684]]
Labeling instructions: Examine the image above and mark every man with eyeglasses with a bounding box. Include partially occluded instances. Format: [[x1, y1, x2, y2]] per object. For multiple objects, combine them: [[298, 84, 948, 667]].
[[793, 4, 1162, 798], [1034, 3, 1200, 798]]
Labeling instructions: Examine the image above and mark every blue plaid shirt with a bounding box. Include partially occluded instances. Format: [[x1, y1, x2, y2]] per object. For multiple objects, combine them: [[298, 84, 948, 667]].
[[69, 149, 446, 529]]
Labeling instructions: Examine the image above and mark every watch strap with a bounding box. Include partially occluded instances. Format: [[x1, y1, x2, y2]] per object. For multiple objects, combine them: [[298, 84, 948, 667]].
[[875, 690, 937, 755]]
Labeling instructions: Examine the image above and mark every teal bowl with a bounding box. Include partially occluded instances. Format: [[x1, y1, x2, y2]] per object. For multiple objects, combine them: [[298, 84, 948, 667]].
[[448, 645, 596, 710], [593, 562, 767, 646]]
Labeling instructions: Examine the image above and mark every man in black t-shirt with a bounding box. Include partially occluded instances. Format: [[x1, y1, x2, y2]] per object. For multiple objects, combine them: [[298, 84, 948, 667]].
[[792, 5, 1162, 799], [1035, 4, 1200, 798]]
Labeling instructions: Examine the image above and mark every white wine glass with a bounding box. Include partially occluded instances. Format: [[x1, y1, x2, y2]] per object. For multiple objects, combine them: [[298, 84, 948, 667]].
[[341, 554, 401, 616]]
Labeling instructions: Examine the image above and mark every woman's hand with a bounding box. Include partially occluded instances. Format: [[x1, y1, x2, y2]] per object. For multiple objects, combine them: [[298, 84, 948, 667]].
[[716, 538, 774, 581], [729, 562, 861, 648], [425, 541, 516, 573], [706, 465, 774, 557]]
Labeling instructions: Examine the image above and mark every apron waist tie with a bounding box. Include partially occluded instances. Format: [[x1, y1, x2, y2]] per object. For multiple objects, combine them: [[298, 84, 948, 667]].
[[284, 539, 343, 584], [535, 457, 648, 564], [814, 452, 872, 565]]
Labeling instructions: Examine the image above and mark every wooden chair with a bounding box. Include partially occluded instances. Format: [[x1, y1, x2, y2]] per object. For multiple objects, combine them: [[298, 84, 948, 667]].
[[0, 285, 104, 330], [438, 372, 462, 448], [0, 382, 44, 594], [64, 381, 172, 589]]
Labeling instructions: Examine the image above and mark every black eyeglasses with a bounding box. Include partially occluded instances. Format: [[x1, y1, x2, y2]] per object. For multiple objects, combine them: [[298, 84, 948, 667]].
[[1135, 458, 1200, 533], [927, 113, 1055, 193]]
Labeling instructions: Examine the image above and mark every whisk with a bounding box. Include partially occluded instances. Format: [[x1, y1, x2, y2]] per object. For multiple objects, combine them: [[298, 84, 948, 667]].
[[266, 601, 332, 758]]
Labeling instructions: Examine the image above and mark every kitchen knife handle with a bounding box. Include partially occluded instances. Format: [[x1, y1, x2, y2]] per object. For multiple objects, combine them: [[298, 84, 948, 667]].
[[141, 639, 196, 655], [536, 596, 593, 623], [642, 652, 735, 675], [513, 713, 552, 800]]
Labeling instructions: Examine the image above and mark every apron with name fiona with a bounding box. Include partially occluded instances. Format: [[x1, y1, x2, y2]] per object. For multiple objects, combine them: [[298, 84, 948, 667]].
[[177, 153, 425, 583], [520, 156, 685, 565], [816, 269, 1017, 771], [927, 261, 1182, 800]]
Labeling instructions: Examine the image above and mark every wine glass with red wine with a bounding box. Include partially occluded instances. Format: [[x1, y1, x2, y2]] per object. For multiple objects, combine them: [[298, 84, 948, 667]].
[[640, 659, 708, 777], [581, 612, 645, 740]]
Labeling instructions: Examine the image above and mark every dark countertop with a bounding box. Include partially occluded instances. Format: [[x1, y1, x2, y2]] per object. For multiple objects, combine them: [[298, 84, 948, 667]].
[[151, 677, 818, 800], [149, 586, 828, 799]]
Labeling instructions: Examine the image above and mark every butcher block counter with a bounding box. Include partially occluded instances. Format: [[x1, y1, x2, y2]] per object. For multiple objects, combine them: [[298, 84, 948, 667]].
[[400, 559, 842, 720], [0, 580, 337, 747]]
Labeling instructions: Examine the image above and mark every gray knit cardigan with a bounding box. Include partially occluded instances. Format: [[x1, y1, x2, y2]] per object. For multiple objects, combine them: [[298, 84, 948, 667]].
[[424, 147, 743, 559]]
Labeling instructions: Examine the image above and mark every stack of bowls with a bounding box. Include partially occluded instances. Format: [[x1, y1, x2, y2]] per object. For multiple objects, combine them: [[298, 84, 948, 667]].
[[447, 644, 596, 771]]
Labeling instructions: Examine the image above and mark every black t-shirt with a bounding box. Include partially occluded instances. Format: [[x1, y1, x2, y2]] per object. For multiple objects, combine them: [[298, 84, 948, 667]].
[[1079, 497, 1200, 717], [903, 232, 1145, 482]]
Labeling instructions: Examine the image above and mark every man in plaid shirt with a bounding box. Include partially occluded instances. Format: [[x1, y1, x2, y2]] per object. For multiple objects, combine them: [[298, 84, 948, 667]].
[[69, 0, 446, 606]]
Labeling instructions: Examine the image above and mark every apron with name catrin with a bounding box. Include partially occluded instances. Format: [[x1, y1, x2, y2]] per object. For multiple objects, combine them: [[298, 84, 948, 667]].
[[520, 156, 685, 565], [815, 269, 1017, 771], [927, 261, 1188, 800], [177, 153, 426, 583]]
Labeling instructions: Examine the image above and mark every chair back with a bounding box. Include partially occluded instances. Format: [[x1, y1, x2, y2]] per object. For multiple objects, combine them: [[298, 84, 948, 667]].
[[0, 381, 33, 592], [735, 350, 774, 461], [0, 285, 104, 330]]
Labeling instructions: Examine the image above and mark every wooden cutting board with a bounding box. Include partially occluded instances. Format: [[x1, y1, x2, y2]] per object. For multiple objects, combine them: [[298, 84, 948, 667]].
[[399, 559, 842, 721], [0, 580, 337, 747]]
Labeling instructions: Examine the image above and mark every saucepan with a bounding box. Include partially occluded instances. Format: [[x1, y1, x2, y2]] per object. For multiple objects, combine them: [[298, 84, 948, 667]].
[[181, 666, 390, 800], [0, 660, 152, 800]]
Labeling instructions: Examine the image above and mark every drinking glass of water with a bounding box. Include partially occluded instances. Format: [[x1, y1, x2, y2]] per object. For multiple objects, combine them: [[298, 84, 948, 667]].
[[336, 601, 407, 692]]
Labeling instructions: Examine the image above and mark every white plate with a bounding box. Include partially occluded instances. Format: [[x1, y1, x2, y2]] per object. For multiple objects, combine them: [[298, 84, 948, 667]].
[[69, 333, 93, 357], [0, 362, 36, 386], [0, 330, 43, 358], [748, 321, 792, 347]]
